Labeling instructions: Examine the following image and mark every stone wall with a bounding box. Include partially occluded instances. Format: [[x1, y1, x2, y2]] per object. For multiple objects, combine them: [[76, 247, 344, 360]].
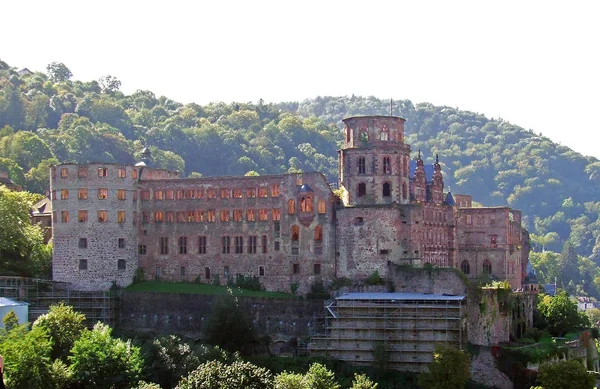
[[119, 292, 324, 340]]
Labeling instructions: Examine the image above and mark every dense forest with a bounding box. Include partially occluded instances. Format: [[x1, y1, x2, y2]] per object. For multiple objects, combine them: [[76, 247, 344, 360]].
[[2, 60, 600, 297]]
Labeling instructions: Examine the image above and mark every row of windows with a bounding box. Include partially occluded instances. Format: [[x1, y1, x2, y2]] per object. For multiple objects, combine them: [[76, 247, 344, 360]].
[[460, 260, 492, 275], [147, 235, 272, 255], [58, 166, 138, 179], [54, 188, 134, 201], [348, 126, 393, 143], [78, 237, 127, 248], [357, 156, 392, 174], [146, 208, 282, 223], [143, 185, 281, 201], [58, 210, 128, 223], [152, 263, 322, 279], [356, 182, 408, 199], [79, 258, 127, 271]]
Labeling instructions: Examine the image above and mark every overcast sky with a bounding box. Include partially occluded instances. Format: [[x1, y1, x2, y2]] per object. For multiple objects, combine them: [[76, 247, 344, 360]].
[[3, 1, 599, 158]]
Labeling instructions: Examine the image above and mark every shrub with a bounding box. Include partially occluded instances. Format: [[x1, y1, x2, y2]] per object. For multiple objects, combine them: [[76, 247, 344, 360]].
[[366, 271, 384, 286], [537, 360, 596, 389], [418, 344, 471, 389], [32, 302, 86, 360], [235, 274, 263, 291], [176, 360, 274, 389], [307, 280, 329, 300]]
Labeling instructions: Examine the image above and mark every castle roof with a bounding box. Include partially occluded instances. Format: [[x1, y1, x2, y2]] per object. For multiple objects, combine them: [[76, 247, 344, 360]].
[[299, 184, 314, 193], [444, 192, 456, 206]]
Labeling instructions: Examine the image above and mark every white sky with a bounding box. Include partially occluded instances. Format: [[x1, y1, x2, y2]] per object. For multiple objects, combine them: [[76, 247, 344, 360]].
[[3, 1, 600, 158]]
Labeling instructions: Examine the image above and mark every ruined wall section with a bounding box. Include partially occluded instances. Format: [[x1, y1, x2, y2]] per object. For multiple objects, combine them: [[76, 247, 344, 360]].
[[138, 172, 335, 294], [51, 163, 144, 290]]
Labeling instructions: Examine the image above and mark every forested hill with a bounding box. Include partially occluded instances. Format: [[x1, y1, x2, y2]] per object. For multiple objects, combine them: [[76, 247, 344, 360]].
[[2, 60, 600, 295]]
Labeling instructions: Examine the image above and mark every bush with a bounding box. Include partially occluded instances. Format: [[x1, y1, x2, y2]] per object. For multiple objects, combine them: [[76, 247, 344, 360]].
[[537, 360, 596, 389], [204, 291, 256, 353], [307, 280, 330, 300], [176, 360, 274, 389], [366, 271, 385, 286], [418, 344, 471, 389], [32, 302, 86, 360], [235, 274, 263, 291]]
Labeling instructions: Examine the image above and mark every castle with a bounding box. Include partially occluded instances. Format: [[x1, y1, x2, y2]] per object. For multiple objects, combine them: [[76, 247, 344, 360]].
[[50, 115, 530, 293]]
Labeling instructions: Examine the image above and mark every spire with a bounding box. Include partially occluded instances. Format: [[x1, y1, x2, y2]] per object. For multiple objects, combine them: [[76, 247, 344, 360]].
[[436, 153, 439, 164], [418, 149, 421, 160]]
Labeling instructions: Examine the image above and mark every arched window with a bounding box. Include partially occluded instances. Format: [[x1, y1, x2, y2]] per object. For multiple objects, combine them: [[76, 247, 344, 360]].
[[383, 156, 391, 174], [314, 225, 322, 241], [483, 260, 492, 275], [382, 182, 391, 197], [345, 126, 351, 142], [402, 182, 408, 199], [359, 127, 368, 142], [357, 183, 366, 197], [358, 157, 366, 174], [288, 199, 295, 214], [291, 225, 299, 241], [461, 260, 470, 275], [380, 126, 389, 141], [300, 196, 313, 213]]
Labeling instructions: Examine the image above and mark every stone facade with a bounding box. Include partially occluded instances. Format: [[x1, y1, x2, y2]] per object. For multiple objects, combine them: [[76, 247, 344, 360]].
[[51, 115, 530, 293]]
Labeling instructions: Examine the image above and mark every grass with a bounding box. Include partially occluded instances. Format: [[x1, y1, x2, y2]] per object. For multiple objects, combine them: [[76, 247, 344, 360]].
[[124, 281, 298, 299]]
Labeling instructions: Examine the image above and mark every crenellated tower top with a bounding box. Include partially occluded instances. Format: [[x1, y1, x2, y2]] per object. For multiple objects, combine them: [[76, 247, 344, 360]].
[[342, 116, 406, 149]]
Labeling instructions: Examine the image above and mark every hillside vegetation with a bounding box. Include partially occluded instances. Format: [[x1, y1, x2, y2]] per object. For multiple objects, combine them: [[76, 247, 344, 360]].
[[2, 60, 600, 297]]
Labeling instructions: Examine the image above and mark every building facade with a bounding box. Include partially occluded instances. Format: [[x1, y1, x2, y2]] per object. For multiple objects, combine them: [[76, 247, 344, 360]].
[[50, 115, 530, 292]]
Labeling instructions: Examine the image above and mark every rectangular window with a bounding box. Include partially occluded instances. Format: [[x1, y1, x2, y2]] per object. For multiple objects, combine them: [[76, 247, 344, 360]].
[[166, 190, 174, 200], [118, 259, 126, 270], [98, 188, 108, 200], [246, 209, 256, 222], [274, 221, 281, 238], [220, 210, 230, 222], [262, 235, 267, 253], [78, 188, 88, 200], [314, 246, 323, 255], [60, 167, 69, 178], [79, 237, 88, 249], [259, 266, 265, 276], [118, 210, 126, 223], [185, 189, 195, 199], [233, 188, 243, 198], [314, 263, 321, 275], [132, 211, 137, 225], [246, 188, 256, 198], [258, 188, 268, 198], [159, 237, 169, 255], [235, 236, 244, 254], [274, 241, 280, 251], [180, 266, 186, 277], [98, 210, 108, 222], [198, 236, 207, 254], [195, 210, 205, 222], [195, 189, 204, 198], [220, 188, 230, 198], [141, 190, 150, 200], [259, 209, 268, 221], [118, 167, 126, 178], [177, 190, 186, 200], [177, 211, 186, 223], [288, 199, 295, 214], [291, 247, 299, 255], [155, 211, 164, 222], [207, 210, 216, 222], [132, 169, 138, 179], [179, 236, 187, 254], [61, 210, 69, 223], [78, 166, 88, 178], [318, 199, 326, 214], [97, 168, 108, 177], [222, 236, 231, 254], [78, 210, 88, 223], [154, 190, 163, 200], [272, 209, 281, 221], [187, 211, 195, 223], [205, 267, 210, 280], [139, 244, 147, 255], [156, 266, 161, 277], [79, 259, 87, 270], [142, 212, 150, 223], [233, 209, 243, 222], [117, 189, 126, 200], [292, 263, 299, 274], [248, 236, 257, 254], [165, 211, 174, 223], [271, 183, 280, 197], [61, 189, 69, 200], [207, 189, 217, 199], [224, 266, 230, 277]]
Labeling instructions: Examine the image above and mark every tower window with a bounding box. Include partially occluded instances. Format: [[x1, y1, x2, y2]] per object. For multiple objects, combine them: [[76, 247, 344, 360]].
[[383, 182, 391, 197], [383, 156, 391, 174], [357, 183, 366, 197], [461, 260, 470, 275], [358, 157, 366, 174], [314, 226, 323, 241], [483, 260, 492, 275], [380, 126, 389, 141], [291, 225, 300, 241], [300, 196, 313, 213]]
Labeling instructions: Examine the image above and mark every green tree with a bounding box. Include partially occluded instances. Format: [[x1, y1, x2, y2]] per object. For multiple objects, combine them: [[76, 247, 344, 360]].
[[350, 373, 378, 389], [274, 371, 305, 389], [69, 322, 143, 389], [418, 344, 471, 389], [303, 363, 340, 389], [147, 334, 201, 389], [46, 62, 72, 82], [2, 310, 19, 331], [175, 360, 273, 389], [538, 291, 589, 336], [0, 323, 52, 389], [32, 302, 86, 360], [98, 75, 122, 94], [204, 292, 256, 353], [586, 307, 600, 327], [537, 360, 595, 389]]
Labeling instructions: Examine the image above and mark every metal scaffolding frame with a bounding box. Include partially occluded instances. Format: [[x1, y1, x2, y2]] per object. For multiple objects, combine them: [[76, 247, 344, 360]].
[[310, 292, 465, 372], [0, 276, 118, 326]]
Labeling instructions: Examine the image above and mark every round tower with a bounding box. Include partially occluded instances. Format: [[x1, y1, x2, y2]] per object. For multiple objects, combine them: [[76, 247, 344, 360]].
[[338, 116, 411, 206]]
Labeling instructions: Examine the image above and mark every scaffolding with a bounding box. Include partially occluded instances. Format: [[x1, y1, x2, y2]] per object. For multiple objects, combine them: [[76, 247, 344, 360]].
[[0, 276, 118, 326], [309, 292, 465, 372]]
